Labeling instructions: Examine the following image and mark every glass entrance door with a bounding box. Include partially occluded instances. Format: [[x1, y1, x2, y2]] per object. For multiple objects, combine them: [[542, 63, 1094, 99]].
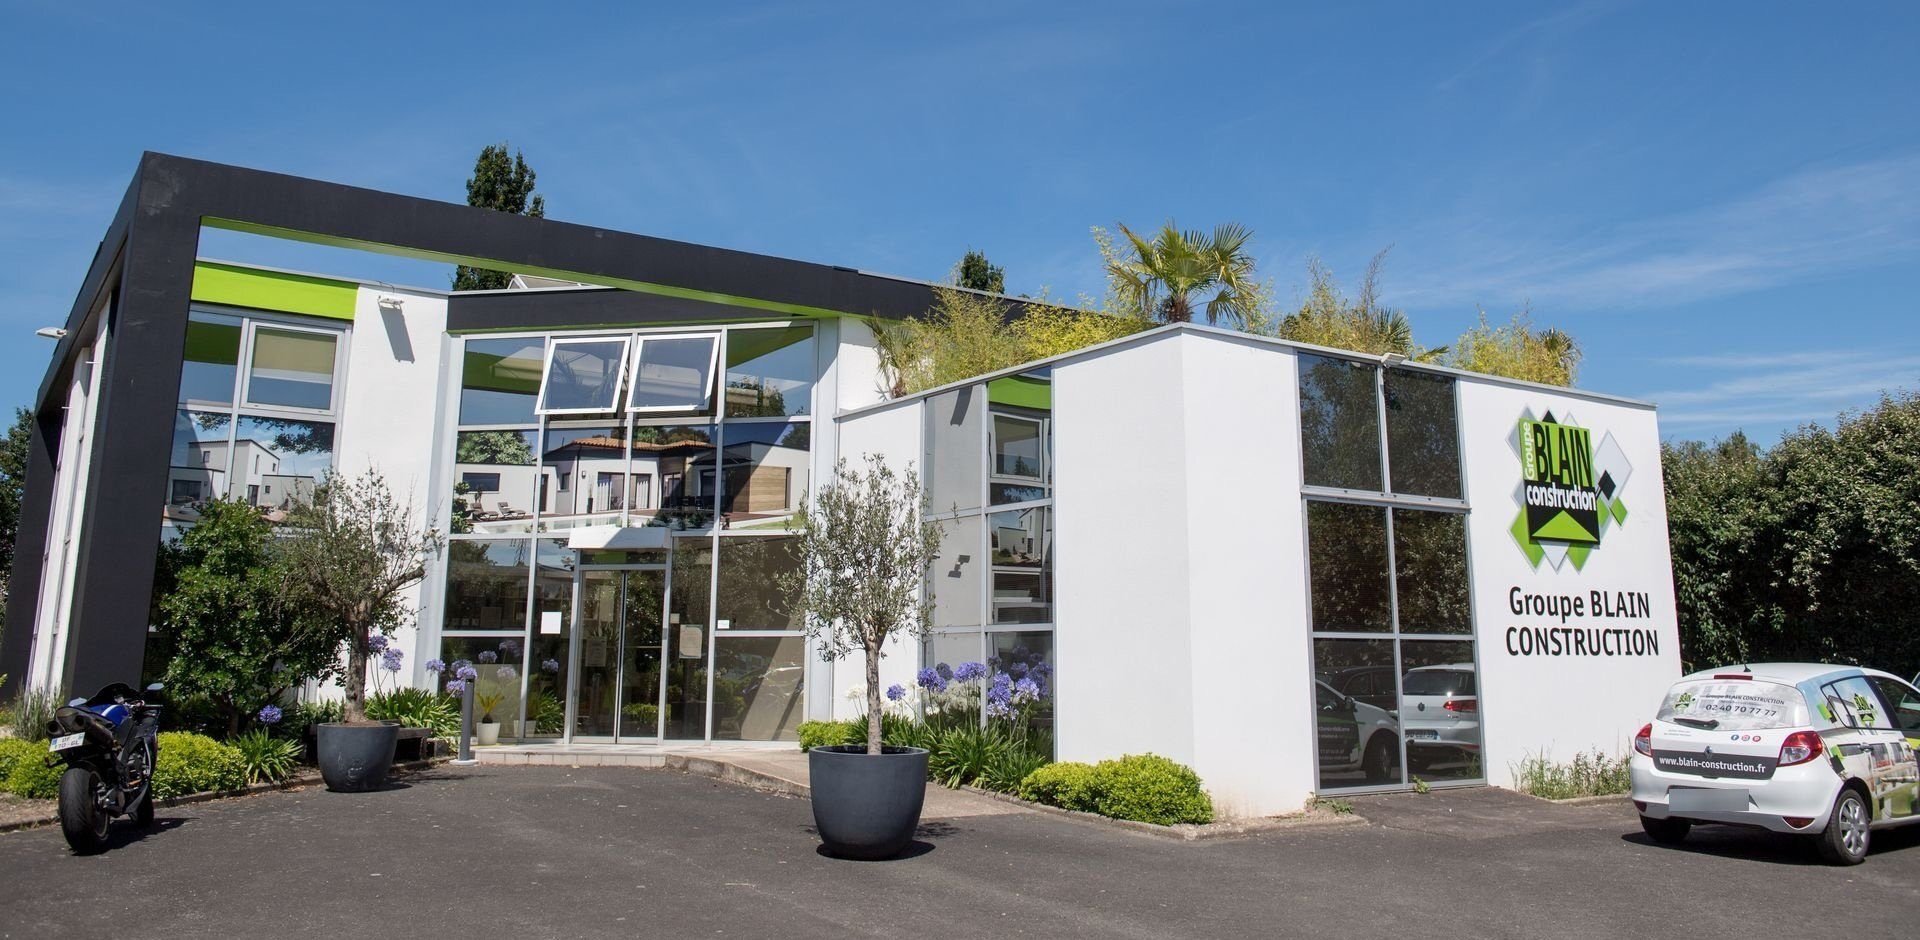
[[569, 567, 666, 742]]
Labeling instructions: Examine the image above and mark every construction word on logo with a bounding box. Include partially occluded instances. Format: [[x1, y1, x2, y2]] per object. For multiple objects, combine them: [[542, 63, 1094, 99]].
[[1510, 409, 1632, 572]]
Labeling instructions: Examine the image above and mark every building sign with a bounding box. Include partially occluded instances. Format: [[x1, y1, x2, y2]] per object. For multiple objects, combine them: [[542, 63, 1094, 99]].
[[1510, 409, 1633, 572]]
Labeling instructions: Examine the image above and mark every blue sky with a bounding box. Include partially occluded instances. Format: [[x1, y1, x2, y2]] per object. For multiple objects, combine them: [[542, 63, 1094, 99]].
[[3, 1, 1915, 443]]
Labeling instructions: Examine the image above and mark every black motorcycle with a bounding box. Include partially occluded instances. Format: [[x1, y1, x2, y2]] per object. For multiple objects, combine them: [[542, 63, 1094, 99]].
[[44, 682, 163, 854]]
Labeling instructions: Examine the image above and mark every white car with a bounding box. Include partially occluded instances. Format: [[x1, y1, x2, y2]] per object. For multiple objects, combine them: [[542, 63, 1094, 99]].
[[1630, 663, 1920, 865], [1400, 663, 1480, 769], [1316, 680, 1401, 785]]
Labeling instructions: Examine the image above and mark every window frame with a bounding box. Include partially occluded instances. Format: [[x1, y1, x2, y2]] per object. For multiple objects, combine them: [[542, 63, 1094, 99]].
[[536, 335, 633, 416], [626, 332, 721, 415], [239, 319, 345, 415]]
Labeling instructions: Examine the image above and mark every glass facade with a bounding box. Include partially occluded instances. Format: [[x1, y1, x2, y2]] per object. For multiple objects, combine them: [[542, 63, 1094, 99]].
[[165, 308, 344, 527], [923, 369, 1055, 743], [1302, 352, 1476, 792], [438, 324, 815, 742]]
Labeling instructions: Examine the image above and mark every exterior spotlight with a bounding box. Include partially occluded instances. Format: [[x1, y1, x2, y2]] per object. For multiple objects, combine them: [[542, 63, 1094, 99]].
[[1381, 352, 1408, 367], [35, 327, 67, 340]]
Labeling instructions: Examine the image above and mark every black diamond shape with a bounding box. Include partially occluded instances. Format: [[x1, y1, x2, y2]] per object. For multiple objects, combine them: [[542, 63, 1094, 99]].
[[1598, 470, 1616, 499], [1540, 410, 1557, 425]]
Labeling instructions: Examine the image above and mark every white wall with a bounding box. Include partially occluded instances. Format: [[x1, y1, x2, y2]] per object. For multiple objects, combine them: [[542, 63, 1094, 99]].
[[330, 285, 451, 693], [1457, 380, 1682, 785], [822, 389, 923, 720]]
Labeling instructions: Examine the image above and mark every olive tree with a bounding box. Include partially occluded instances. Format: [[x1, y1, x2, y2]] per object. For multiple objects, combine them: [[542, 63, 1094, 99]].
[[277, 469, 443, 723], [784, 456, 941, 754]]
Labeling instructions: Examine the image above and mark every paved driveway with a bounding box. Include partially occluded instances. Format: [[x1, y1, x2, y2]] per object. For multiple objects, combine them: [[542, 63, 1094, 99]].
[[1, 766, 1916, 939]]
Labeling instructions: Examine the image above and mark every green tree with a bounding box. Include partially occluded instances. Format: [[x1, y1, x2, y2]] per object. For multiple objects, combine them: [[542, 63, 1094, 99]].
[[783, 456, 941, 753], [953, 249, 1006, 294], [1277, 254, 1431, 357], [1663, 433, 1767, 670], [276, 470, 443, 723], [451, 144, 547, 291], [1444, 310, 1582, 387], [455, 430, 534, 464], [1099, 221, 1264, 327], [154, 499, 337, 737], [872, 288, 1145, 396], [0, 409, 30, 638]]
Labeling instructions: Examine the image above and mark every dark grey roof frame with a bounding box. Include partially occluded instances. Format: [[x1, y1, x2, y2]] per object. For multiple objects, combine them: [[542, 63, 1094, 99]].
[[0, 152, 1009, 697]]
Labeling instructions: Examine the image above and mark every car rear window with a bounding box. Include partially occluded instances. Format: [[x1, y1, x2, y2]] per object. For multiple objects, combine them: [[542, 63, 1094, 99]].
[[1403, 670, 1475, 696], [1656, 679, 1809, 730]]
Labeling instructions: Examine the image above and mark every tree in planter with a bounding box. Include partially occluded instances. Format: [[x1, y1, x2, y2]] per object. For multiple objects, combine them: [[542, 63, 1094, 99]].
[[784, 456, 942, 754], [276, 469, 443, 723], [153, 498, 338, 737]]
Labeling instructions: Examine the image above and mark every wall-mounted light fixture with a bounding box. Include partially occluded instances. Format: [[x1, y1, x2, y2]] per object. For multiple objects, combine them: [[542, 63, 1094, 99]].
[[35, 327, 68, 339], [1380, 352, 1408, 367]]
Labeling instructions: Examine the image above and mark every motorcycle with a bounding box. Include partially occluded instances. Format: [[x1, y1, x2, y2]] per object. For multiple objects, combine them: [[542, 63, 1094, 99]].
[[44, 681, 164, 854]]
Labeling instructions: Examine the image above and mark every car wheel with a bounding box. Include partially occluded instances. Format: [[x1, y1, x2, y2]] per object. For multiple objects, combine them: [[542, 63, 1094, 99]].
[[1361, 734, 1396, 783], [1814, 788, 1870, 866], [58, 767, 110, 855], [1639, 814, 1691, 845]]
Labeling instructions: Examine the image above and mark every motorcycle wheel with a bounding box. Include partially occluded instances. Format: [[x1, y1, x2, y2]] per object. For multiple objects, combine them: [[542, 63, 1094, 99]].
[[58, 767, 110, 855]]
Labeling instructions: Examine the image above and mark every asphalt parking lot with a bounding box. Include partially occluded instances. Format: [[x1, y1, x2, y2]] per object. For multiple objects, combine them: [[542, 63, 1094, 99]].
[[1, 766, 1916, 939]]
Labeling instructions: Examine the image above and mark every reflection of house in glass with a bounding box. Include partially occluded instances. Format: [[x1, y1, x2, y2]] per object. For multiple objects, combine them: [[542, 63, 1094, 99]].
[[165, 434, 323, 523]]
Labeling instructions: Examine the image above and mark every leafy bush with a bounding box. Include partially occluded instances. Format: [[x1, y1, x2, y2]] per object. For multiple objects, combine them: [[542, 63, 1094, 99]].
[[153, 732, 246, 800], [230, 729, 302, 784], [0, 737, 61, 798], [797, 720, 858, 752], [927, 724, 1014, 788], [1511, 750, 1630, 800], [366, 688, 459, 739], [6, 689, 59, 742], [1019, 761, 1099, 811], [1092, 754, 1213, 825], [279, 700, 343, 743], [4, 744, 63, 799], [981, 742, 1051, 793]]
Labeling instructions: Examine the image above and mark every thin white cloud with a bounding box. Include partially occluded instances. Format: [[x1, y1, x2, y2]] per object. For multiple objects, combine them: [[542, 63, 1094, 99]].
[[1388, 153, 1920, 310], [1642, 349, 1920, 431]]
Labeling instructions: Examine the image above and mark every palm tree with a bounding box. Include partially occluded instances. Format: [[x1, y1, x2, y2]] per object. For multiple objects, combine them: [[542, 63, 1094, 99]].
[[1105, 222, 1261, 328]]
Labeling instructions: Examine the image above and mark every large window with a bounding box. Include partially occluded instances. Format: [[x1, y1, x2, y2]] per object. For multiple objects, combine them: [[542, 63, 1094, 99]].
[[439, 323, 816, 743], [165, 308, 343, 526], [922, 369, 1055, 745], [1301, 350, 1474, 792]]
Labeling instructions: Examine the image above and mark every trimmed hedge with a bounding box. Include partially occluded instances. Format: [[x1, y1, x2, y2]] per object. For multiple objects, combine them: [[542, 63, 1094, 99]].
[[1, 738, 63, 799], [1018, 753, 1214, 826], [153, 732, 246, 800], [797, 720, 860, 752]]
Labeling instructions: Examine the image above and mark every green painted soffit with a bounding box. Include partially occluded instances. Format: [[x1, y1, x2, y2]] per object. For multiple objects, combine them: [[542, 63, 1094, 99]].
[[203, 218, 856, 322], [987, 374, 1052, 410], [190, 260, 358, 320]]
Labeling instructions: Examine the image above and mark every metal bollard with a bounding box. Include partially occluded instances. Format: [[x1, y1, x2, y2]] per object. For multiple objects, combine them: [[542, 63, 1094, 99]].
[[452, 678, 477, 765]]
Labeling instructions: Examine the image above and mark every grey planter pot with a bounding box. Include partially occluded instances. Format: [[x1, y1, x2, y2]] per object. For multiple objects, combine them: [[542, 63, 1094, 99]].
[[808, 745, 929, 859], [316, 722, 400, 792]]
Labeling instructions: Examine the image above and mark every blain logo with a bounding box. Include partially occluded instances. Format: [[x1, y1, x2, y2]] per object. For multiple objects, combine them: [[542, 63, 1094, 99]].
[[1510, 409, 1633, 572]]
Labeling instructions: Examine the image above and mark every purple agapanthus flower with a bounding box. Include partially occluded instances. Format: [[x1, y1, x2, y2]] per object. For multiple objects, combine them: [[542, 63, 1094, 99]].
[[935, 662, 954, 681], [380, 648, 404, 672], [885, 684, 906, 702], [952, 661, 987, 683], [445, 679, 467, 695], [499, 638, 522, 658], [542, 658, 561, 673], [456, 664, 479, 681], [477, 650, 498, 664], [986, 672, 1013, 708], [915, 668, 947, 692], [257, 705, 283, 725], [1012, 676, 1042, 703], [496, 665, 518, 682], [424, 658, 446, 674], [367, 634, 389, 654]]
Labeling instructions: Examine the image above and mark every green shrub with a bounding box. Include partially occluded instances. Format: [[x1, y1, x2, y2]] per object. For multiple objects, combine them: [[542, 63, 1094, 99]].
[[1019, 761, 1100, 811], [797, 720, 856, 751], [1511, 750, 1630, 800], [366, 688, 459, 739], [5, 746, 63, 799], [928, 724, 1015, 788], [0, 737, 43, 782], [230, 729, 303, 784], [1090, 754, 1213, 826], [981, 743, 1051, 793], [153, 732, 246, 799], [279, 700, 343, 742], [6, 689, 59, 742]]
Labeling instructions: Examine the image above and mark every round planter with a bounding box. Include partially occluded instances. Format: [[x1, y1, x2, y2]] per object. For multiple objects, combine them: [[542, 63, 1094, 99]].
[[808, 745, 929, 860], [315, 722, 400, 792], [477, 721, 501, 746]]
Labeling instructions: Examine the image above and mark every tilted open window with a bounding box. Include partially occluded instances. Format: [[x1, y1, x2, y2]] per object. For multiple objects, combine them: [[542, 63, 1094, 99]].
[[537, 337, 631, 416], [627, 333, 719, 414]]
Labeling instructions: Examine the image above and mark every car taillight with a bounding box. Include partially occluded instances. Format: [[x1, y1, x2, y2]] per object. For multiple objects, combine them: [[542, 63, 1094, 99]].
[[1444, 699, 1477, 713], [1779, 730, 1823, 767], [1634, 723, 1653, 757]]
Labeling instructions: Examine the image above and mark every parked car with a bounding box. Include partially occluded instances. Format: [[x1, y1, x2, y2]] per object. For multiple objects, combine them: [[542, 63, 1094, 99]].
[[1629, 663, 1920, 865], [1400, 663, 1480, 769], [1327, 665, 1399, 712], [1316, 680, 1400, 785]]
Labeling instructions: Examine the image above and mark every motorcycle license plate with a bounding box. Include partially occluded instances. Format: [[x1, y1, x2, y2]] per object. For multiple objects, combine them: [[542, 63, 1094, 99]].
[[49, 733, 85, 752]]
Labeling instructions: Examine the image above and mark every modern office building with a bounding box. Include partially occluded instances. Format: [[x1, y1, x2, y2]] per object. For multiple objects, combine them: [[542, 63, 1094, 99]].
[[2, 154, 1682, 812]]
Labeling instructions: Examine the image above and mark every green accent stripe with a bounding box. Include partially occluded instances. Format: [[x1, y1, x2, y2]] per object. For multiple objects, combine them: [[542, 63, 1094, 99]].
[[191, 261, 358, 320], [987, 374, 1052, 410], [202, 218, 854, 321]]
